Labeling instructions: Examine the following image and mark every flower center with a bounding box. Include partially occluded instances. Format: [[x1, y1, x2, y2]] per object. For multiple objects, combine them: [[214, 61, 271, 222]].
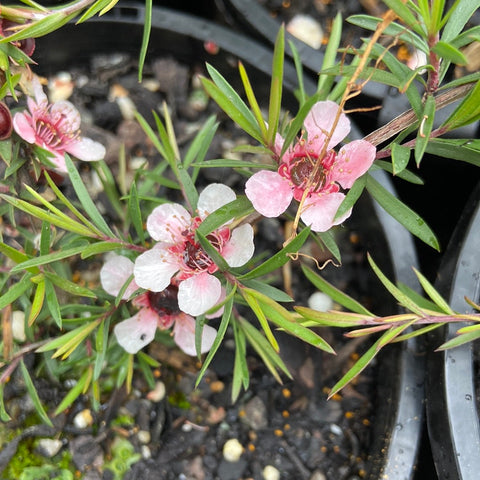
[[148, 285, 181, 316], [36, 119, 64, 148], [183, 237, 213, 271], [290, 156, 327, 191]]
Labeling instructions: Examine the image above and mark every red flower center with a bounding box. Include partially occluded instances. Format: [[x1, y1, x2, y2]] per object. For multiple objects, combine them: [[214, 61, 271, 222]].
[[148, 285, 181, 316]]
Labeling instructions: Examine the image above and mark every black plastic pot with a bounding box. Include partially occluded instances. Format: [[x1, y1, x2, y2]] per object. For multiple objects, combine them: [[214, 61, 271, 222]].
[[426, 183, 480, 480], [33, 4, 426, 478]]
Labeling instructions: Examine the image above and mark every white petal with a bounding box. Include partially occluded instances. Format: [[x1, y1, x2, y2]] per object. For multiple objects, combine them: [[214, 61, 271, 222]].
[[67, 137, 106, 162], [178, 273, 222, 316], [134, 247, 179, 292], [114, 309, 158, 353], [173, 313, 218, 356], [222, 224, 255, 267], [197, 183, 237, 219], [100, 255, 138, 299], [146, 203, 191, 242]]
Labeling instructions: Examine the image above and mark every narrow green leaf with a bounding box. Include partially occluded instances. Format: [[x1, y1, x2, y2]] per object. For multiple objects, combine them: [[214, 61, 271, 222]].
[[0, 274, 32, 310], [267, 25, 284, 146], [0, 242, 39, 274], [432, 40, 468, 65], [183, 115, 219, 169], [301, 264, 374, 315], [373, 160, 424, 184], [232, 321, 249, 402], [415, 94, 436, 166], [334, 174, 367, 221], [367, 253, 426, 316], [382, 0, 426, 36], [287, 40, 306, 105], [44, 277, 61, 328], [391, 143, 411, 175], [315, 230, 341, 264], [76, 0, 119, 23], [196, 230, 229, 271], [176, 163, 199, 211], [425, 138, 480, 167], [413, 267, 455, 314], [366, 174, 440, 250], [20, 359, 53, 426], [294, 307, 372, 327], [196, 196, 254, 237], [239, 227, 311, 280], [65, 155, 116, 238], [196, 285, 236, 386], [138, 0, 152, 82], [437, 328, 480, 350], [0, 384, 11, 421], [10, 245, 87, 273], [128, 181, 146, 245], [443, 80, 480, 131], [202, 66, 263, 143], [94, 318, 110, 381], [242, 287, 280, 352], [28, 279, 45, 326], [54, 369, 90, 415], [44, 271, 96, 299], [193, 158, 274, 169], [441, 0, 480, 42], [80, 241, 123, 259], [242, 279, 293, 302]]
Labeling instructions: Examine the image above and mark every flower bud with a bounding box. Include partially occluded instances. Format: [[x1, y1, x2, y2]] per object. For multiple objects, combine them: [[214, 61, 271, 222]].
[[0, 102, 13, 140]]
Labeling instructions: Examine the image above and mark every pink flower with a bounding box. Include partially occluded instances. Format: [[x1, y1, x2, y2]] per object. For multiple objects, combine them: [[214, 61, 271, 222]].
[[100, 254, 218, 356], [134, 183, 255, 316], [245, 101, 376, 232], [13, 76, 105, 173]]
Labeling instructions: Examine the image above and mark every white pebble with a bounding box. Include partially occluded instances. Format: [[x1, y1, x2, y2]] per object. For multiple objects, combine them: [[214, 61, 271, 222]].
[[222, 438, 244, 462], [73, 409, 93, 429], [308, 291, 333, 312], [263, 465, 281, 480], [11, 310, 26, 342], [146, 381, 166, 402], [286, 14, 323, 49], [36, 438, 63, 458], [137, 430, 151, 444], [141, 445, 151, 459]]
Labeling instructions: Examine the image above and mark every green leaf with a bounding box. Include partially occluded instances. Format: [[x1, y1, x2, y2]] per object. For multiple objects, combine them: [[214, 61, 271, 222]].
[[10, 245, 87, 273], [137, 0, 152, 82], [20, 359, 53, 426], [367, 253, 426, 316], [232, 321, 249, 402], [391, 143, 411, 175], [0, 384, 11, 422], [242, 279, 293, 302], [76, 0, 120, 23], [441, 0, 480, 42], [127, 181, 145, 245], [0, 242, 39, 274], [443, 80, 480, 131], [301, 264, 374, 315], [287, 40, 306, 105], [424, 138, 480, 167], [65, 155, 116, 238], [239, 227, 311, 280], [382, 0, 426, 36], [294, 307, 372, 328], [366, 174, 439, 250], [183, 115, 219, 169], [414, 94, 436, 165], [242, 287, 280, 352], [54, 369, 91, 415], [28, 279, 45, 326], [44, 271, 96, 299], [267, 25, 284, 146], [196, 196, 254, 237], [80, 241, 123, 259], [196, 285, 236, 386], [373, 160, 424, 184], [437, 328, 480, 350], [202, 65, 263, 143], [193, 158, 274, 169], [94, 318, 110, 381], [0, 273, 32, 310], [335, 174, 367, 221], [413, 267, 455, 314], [44, 277, 62, 328], [432, 40, 468, 65], [196, 230, 229, 271]]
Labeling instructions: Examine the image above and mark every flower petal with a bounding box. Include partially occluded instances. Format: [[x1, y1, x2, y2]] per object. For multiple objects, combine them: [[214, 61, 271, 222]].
[[300, 192, 350, 232], [222, 224, 255, 267], [178, 272, 221, 316], [134, 246, 180, 292], [113, 308, 158, 354], [197, 183, 237, 219], [173, 313, 217, 356], [245, 170, 292, 217], [51, 101, 81, 132], [304, 101, 350, 151], [66, 137, 106, 162], [146, 203, 191, 243], [100, 254, 138, 299], [12, 112, 36, 144], [332, 140, 376, 189]]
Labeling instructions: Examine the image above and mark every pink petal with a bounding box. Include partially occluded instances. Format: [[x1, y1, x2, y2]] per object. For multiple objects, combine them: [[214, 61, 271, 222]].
[[32, 76, 48, 105], [222, 224, 254, 267], [12, 112, 36, 144], [304, 101, 350, 151], [51, 101, 81, 131], [113, 308, 158, 353], [300, 192, 350, 232], [332, 140, 376, 189], [245, 170, 293, 217], [146, 203, 191, 243], [177, 272, 222, 316], [197, 183, 236, 219], [100, 255, 138, 299], [134, 246, 180, 292], [66, 137, 106, 162], [173, 313, 217, 356], [206, 287, 226, 319]]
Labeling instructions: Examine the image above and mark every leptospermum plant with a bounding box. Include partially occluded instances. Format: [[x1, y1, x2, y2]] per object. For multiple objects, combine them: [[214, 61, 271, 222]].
[[1, 0, 480, 423]]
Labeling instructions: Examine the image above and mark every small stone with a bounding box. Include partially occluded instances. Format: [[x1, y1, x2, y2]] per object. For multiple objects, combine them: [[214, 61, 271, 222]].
[[263, 465, 280, 480], [241, 396, 268, 430], [222, 438, 244, 462], [309, 471, 327, 480], [209, 380, 225, 393], [286, 14, 323, 49], [36, 438, 63, 458], [73, 409, 93, 429], [11, 310, 26, 342], [146, 381, 166, 402], [137, 430, 151, 444], [308, 291, 333, 312], [141, 445, 151, 459]]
